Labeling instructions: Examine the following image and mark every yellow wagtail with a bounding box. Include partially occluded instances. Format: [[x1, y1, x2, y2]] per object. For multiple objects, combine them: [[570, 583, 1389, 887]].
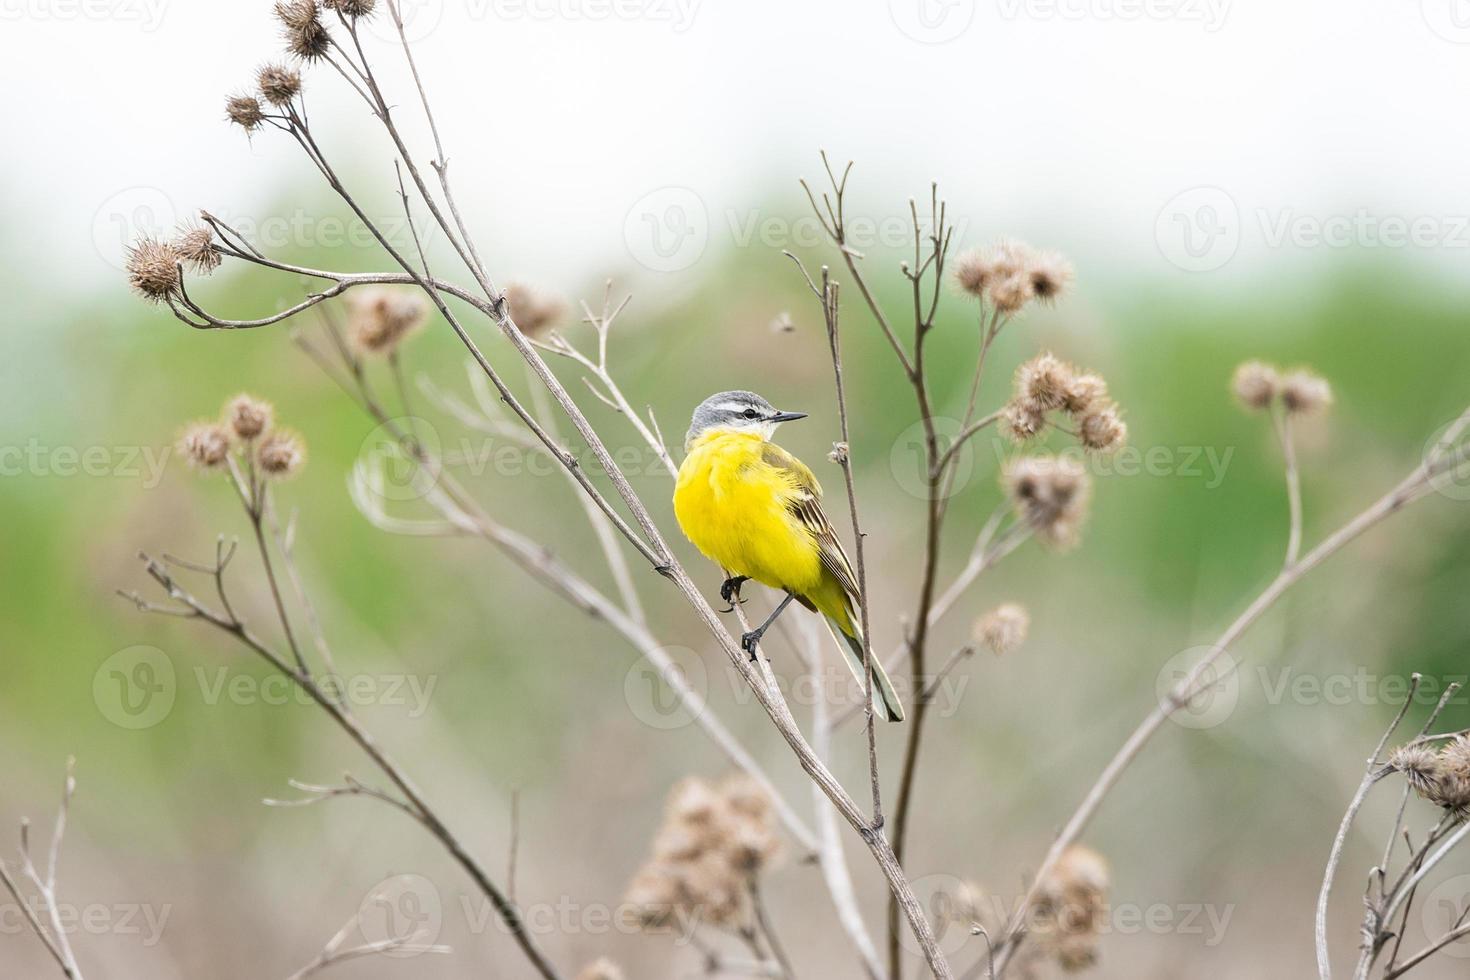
[[673, 390, 905, 722]]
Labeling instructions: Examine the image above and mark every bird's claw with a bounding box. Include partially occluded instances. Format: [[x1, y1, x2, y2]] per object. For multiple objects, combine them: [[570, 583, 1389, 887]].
[[718, 575, 749, 613], [741, 630, 762, 660]]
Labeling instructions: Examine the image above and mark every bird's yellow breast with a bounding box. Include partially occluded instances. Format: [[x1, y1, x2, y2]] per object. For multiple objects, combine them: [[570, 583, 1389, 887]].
[[673, 430, 825, 594]]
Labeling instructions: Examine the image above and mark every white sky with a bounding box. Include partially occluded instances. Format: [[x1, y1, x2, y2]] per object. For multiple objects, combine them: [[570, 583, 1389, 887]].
[[5, 0, 1470, 300]]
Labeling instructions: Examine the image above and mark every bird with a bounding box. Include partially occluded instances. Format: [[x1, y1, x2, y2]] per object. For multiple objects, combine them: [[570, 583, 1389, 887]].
[[672, 390, 905, 722]]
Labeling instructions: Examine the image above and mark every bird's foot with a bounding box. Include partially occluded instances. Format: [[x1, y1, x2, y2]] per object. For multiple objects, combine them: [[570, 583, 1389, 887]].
[[718, 575, 749, 613], [741, 629, 764, 660]]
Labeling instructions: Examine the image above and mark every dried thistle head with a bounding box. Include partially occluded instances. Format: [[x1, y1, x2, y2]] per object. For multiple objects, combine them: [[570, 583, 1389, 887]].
[[974, 602, 1029, 656], [1231, 360, 1279, 411], [225, 94, 266, 133], [256, 63, 302, 107], [1033, 844, 1109, 971], [623, 863, 682, 928], [324, 0, 376, 16], [1026, 249, 1074, 304], [256, 428, 306, 478], [347, 287, 429, 355], [988, 272, 1035, 315], [1000, 402, 1049, 444], [503, 283, 567, 338], [1062, 372, 1108, 415], [953, 240, 1026, 299], [1389, 743, 1442, 798], [178, 422, 232, 470], [1004, 455, 1093, 550], [1280, 368, 1332, 415], [173, 223, 220, 275], [574, 959, 624, 980], [126, 237, 182, 303], [1077, 404, 1127, 454], [1015, 352, 1075, 413], [274, 0, 331, 61], [225, 394, 274, 441]]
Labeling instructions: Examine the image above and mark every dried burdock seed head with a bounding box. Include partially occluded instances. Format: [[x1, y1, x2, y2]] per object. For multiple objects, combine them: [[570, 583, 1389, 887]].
[[173, 223, 220, 275], [678, 854, 748, 927], [256, 63, 302, 107], [1026, 249, 1074, 304], [256, 429, 306, 478], [1231, 360, 1279, 411], [1034, 844, 1109, 969], [1427, 771, 1470, 821], [274, 0, 331, 61], [953, 240, 1028, 300], [1004, 455, 1093, 551], [623, 863, 682, 928], [178, 422, 232, 470], [665, 777, 725, 830], [1016, 352, 1074, 413], [723, 818, 782, 875], [575, 959, 624, 980], [1389, 743, 1443, 798], [225, 94, 266, 133], [718, 773, 773, 822], [126, 237, 182, 303], [974, 602, 1029, 656], [503, 283, 567, 338], [1000, 402, 1048, 444], [324, 0, 376, 16], [1438, 734, 1470, 780], [224, 394, 274, 441], [1280, 368, 1332, 415], [1062, 372, 1108, 415], [347, 287, 429, 355], [1078, 404, 1127, 454], [988, 272, 1035, 315]]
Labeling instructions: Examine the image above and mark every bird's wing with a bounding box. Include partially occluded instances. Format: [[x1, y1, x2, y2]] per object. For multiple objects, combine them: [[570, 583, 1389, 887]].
[[762, 442, 862, 602]]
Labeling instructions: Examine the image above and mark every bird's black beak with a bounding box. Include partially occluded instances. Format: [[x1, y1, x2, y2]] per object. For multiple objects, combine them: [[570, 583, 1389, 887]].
[[769, 411, 808, 423]]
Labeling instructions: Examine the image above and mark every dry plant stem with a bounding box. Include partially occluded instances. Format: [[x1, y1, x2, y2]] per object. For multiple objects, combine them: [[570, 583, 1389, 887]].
[[1275, 408, 1304, 568], [785, 251, 883, 826], [286, 903, 450, 980], [179, 51, 957, 978], [1314, 675, 1422, 979], [126, 553, 562, 980], [990, 422, 1470, 977], [750, 881, 799, 980], [0, 759, 84, 980]]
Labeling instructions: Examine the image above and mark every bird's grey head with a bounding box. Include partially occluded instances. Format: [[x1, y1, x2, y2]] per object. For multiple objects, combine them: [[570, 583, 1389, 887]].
[[685, 390, 807, 450]]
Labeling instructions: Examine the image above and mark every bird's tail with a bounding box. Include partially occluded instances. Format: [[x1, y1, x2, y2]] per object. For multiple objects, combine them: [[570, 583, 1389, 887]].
[[822, 612, 905, 723]]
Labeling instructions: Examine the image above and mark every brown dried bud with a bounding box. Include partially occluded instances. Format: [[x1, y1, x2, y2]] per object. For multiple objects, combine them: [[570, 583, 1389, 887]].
[[173, 224, 220, 275], [1016, 352, 1074, 412], [257, 63, 302, 107], [1000, 402, 1048, 444], [347, 287, 429, 355], [1280, 369, 1332, 415], [274, 0, 331, 61], [1389, 743, 1442, 798], [1004, 455, 1093, 551], [1077, 404, 1127, 453], [974, 603, 1029, 656], [324, 0, 376, 16], [225, 394, 274, 440], [1026, 249, 1074, 304], [225, 94, 265, 133], [178, 422, 232, 470], [503, 283, 567, 338], [126, 238, 182, 303], [256, 429, 305, 477], [1231, 361, 1279, 411]]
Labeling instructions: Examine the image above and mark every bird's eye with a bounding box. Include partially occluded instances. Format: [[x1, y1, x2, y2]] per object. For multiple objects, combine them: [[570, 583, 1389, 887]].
[[742, 408, 758, 420]]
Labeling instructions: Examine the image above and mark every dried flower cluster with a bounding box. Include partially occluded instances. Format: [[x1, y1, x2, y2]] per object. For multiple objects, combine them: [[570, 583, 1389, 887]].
[[975, 602, 1030, 656], [126, 222, 224, 303], [275, 0, 332, 62], [1389, 737, 1470, 820], [1231, 360, 1332, 416], [346, 287, 430, 355], [503, 283, 568, 337], [624, 775, 782, 931], [177, 393, 305, 479], [1028, 844, 1111, 972], [953, 240, 1074, 315], [1004, 455, 1093, 550], [1002, 353, 1126, 454]]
